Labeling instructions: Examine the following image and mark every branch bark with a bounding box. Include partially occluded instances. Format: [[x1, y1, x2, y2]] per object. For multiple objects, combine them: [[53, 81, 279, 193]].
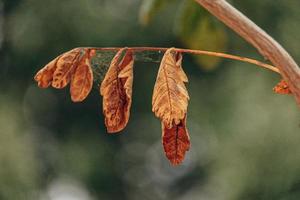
[[194, 0, 300, 105]]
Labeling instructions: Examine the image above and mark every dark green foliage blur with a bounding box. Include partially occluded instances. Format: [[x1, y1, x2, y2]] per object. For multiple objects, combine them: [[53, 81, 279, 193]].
[[0, 0, 300, 199]]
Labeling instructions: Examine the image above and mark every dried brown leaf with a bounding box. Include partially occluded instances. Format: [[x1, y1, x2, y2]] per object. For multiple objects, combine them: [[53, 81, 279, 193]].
[[34, 56, 60, 88], [52, 48, 83, 89], [100, 48, 134, 133], [70, 52, 94, 102], [162, 116, 190, 165], [273, 79, 292, 95], [152, 48, 189, 128], [35, 48, 96, 103], [152, 48, 190, 165]]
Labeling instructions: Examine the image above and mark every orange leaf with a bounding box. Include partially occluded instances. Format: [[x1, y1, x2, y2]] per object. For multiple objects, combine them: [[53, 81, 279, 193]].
[[162, 116, 190, 165], [52, 48, 83, 89], [70, 52, 94, 102], [34, 56, 60, 88], [273, 79, 292, 95], [100, 48, 134, 133], [152, 48, 189, 128]]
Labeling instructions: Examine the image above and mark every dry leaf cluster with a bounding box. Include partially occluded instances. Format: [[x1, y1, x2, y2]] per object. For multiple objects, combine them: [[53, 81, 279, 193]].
[[34, 47, 291, 165], [34, 48, 95, 102]]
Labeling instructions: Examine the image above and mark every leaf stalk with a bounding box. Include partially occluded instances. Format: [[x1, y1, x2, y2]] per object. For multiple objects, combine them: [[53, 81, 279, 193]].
[[92, 47, 280, 74]]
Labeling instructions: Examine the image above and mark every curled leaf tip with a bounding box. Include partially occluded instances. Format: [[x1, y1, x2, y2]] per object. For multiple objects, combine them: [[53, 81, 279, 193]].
[[34, 56, 60, 88], [273, 79, 292, 95]]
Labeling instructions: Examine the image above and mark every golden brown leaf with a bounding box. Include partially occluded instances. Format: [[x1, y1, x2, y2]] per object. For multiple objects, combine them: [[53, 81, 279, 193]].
[[34, 56, 60, 88], [100, 48, 134, 133], [52, 48, 83, 89], [152, 48, 190, 165], [162, 116, 190, 165], [152, 48, 189, 128], [70, 53, 94, 102], [273, 79, 292, 95]]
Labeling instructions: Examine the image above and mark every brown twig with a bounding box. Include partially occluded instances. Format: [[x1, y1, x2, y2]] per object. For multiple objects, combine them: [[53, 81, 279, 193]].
[[93, 47, 280, 74], [194, 0, 300, 105]]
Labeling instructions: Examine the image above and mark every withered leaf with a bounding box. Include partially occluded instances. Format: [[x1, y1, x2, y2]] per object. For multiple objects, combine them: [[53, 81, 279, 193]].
[[35, 48, 96, 102], [273, 79, 292, 95], [162, 116, 190, 165], [152, 48, 190, 165], [70, 53, 94, 102], [100, 48, 134, 133], [34, 56, 60, 88], [152, 48, 189, 128], [52, 48, 84, 89]]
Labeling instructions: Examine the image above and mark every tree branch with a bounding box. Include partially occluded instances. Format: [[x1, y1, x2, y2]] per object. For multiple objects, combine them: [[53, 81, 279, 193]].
[[194, 0, 300, 105]]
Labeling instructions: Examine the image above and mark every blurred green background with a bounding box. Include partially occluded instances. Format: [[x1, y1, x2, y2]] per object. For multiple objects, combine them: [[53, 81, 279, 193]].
[[0, 0, 300, 199]]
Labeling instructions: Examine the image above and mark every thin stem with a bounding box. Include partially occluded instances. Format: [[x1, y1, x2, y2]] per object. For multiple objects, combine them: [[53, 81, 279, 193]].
[[177, 48, 280, 74], [92, 47, 280, 74]]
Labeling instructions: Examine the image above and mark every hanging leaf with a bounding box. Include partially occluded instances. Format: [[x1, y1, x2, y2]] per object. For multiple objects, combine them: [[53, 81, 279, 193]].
[[152, 48, 189, 128], [70, 50, 96, 102], [175, 0, 228, 70], [51, 48, 84, 89], [152, 48, 190, 165], [34, 55, 60, 88], [100, 48, 134, 133], [273, 79, 292, 95], [162, 116, 190, 165]]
